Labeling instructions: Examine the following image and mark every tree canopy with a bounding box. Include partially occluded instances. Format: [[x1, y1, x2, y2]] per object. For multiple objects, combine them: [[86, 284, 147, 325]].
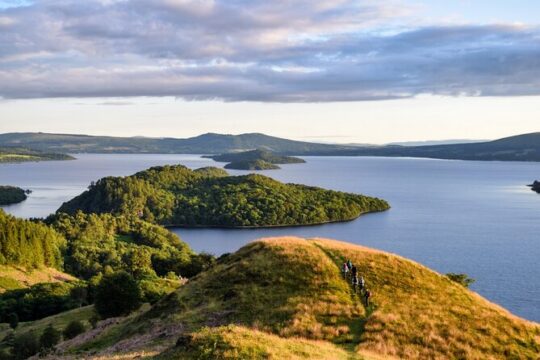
[[0, 209, 65, 269], [57, 165, 389, 227]]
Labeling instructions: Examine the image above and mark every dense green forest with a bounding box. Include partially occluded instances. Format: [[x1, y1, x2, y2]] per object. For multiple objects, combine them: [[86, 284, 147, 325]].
[[48, 212, 212, 279], [0, 210, 65, 269], [224, 160, 280, 170], [207, 149, 306, 164], [57, 165, 389, 227], [0, 187, 28, 206], [0, 147, 74, 163]]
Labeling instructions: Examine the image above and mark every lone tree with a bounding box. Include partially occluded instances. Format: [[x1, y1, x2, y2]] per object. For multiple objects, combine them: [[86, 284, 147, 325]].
[[94, 271, 142, 318], [40, 324, 61, 350], [446, 273, 475, 288], [63, 320, 86, 339], [7, 312, 18, 329]]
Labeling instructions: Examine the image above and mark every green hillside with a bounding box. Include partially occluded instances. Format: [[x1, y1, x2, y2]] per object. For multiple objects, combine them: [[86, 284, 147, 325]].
[[45, 237, 539, 359], [57, 165, 389, 227], [0, 209, 65, 269]]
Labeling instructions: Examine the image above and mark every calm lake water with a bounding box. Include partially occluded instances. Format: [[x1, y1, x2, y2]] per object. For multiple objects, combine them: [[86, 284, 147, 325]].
[[1, 154, 539, 322]]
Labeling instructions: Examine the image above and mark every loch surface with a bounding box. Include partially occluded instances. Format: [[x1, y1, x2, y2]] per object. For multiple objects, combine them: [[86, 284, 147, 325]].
[[1, 154, 539, 322]]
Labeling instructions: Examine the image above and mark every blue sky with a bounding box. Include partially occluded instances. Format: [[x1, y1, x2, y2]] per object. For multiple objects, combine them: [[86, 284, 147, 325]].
[[0, 0, 539, 143]]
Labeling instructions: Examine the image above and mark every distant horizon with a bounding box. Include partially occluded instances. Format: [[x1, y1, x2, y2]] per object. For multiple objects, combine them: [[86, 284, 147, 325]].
[[3, 129, 536, 146]]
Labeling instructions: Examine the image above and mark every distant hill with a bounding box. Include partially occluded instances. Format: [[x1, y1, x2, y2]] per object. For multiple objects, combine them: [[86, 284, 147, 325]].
[[324, 132, 540, 161], [1, 131, 540, 161], [388, 139, 486, 146], [0, 132, 353, 154], [46, 237, 540, 359], [0, 146, 74, 163]]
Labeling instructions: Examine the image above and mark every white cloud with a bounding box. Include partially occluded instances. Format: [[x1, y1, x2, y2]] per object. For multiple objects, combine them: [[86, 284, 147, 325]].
[[0, 1, 539, 101]]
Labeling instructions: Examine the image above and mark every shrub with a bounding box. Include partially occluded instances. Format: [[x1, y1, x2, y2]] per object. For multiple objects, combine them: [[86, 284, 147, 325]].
[[446, 273, 475, 288], [7, 313, 18, 329], [13, 332, 39, 360], [94, 271, 142, 318], [63, 320, 86, 339], [40, 324, 61, 350]]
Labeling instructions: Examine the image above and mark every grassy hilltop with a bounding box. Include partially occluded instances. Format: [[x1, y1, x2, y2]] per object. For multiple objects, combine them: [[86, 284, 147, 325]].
[[46, 237, 539, 359]]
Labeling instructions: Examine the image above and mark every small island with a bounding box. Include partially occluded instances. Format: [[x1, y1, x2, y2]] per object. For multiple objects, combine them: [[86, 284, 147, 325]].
[[0, 186, 30, 205], [529, 180, 540, 193], [205, 149, 305, 170], [0, 147, 75, 164], [57, 165, 389, 227], [224, 159, 280, 170]]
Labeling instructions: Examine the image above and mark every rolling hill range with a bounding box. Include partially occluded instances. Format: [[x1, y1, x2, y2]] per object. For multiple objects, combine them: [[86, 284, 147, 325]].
[[1, 131, 540, 161], [0, 132, 352, 154], [42, 237, 539, 359]]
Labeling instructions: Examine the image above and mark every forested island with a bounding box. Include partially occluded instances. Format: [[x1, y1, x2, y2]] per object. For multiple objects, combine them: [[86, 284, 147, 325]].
[[529, 180, 540, 193], [0, 186, 30, 205], [206, 149, 305, 170], [57, 165, 389, 227], [0, 147, 74, 164], [224, 159, 280, 170]]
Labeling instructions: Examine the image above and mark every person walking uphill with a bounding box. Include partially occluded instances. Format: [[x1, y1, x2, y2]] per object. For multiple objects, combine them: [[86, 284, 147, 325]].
[[364, 289, 371, 307], [351, 264, 357, 278]]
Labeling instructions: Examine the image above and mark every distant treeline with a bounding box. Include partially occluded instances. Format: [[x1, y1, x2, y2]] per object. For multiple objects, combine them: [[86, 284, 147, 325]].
[[58, 165, 389, 227]]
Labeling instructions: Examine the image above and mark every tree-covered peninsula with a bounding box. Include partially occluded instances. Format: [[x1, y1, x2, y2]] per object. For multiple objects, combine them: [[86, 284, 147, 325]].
[[0, 186, 30, 205], [57, 165, 389, 227], [0, 147, 74, 164]]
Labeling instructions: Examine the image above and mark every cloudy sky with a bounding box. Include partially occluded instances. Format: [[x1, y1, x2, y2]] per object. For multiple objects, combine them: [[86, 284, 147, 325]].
[[0, 0, 539, 143]]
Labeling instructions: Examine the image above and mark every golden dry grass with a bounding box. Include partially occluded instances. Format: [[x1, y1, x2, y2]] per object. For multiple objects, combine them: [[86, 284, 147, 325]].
[[51, 236, 539, 359], [0, 265, 76, 292]]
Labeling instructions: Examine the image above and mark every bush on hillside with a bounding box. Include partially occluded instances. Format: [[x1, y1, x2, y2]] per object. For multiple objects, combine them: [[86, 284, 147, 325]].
[[63, 320, 86, 339], [446, 273, 475, 288], [95, 271, 142, 318], [40, 324, 61, 350], [12, 332, 39, 360]]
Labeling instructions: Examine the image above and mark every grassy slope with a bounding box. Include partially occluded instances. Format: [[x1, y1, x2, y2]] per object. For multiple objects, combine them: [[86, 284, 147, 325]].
[[49, 237, 540, 359], [0, 265, 75, 292], [0, 306, 94, 340]]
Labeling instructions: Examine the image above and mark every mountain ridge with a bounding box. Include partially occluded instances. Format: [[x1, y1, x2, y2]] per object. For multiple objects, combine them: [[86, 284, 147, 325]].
[[1, 131, 540, 161]]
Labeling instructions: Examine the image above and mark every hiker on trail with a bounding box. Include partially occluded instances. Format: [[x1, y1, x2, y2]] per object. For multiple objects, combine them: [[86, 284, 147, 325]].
[[352, 274, 359, 292], [364, 289, 371, 307], [351, 265, 357, 279], [347, 259, 353, 270], [342, 262, 349, 276], [359, 276, 365, 291]]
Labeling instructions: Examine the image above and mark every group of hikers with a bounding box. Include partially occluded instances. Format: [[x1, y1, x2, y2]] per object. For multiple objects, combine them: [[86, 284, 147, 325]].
[[342, 259, 371, 307]]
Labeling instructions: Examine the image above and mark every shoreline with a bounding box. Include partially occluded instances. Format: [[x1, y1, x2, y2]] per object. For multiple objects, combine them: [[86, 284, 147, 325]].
[[164, 208, 389, 230]]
